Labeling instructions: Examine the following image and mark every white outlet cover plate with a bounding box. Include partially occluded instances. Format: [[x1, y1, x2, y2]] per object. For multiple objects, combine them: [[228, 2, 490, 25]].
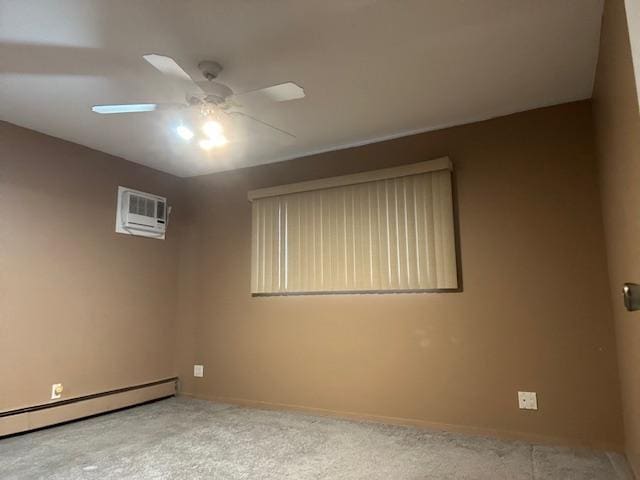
[[51, 383, 62, 400], [194, 365, 204, 377], [518, 391, 538, 410]]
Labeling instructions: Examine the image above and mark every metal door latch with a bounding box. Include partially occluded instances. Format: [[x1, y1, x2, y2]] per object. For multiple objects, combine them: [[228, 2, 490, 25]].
[[623, 283, 640, 311]]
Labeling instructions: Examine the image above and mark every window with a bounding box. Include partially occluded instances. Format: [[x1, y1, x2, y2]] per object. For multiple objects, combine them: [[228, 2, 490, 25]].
[[249, 157, 458, 294]]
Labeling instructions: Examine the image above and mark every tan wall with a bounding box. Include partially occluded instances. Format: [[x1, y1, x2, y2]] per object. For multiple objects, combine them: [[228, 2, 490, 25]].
[[181, 101, 624, 449], [0, 100, 626, 450], [593, 0, 640, 474], [0, 122, 184, 412]]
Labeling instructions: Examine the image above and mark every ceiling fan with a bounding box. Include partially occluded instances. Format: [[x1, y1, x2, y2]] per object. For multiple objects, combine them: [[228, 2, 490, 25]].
[[91, 54, 305, 147]]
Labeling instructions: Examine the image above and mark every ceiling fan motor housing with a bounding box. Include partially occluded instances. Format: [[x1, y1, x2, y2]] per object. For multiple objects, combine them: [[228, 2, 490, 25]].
[[198, 61, 223, 81]]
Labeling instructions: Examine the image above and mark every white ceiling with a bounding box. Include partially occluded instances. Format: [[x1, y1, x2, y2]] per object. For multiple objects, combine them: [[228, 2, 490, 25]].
[[0, 0, 604, 177]]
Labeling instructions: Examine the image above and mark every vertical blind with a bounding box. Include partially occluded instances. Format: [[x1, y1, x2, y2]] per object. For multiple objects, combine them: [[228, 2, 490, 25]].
[[249, 158, 458, 294]]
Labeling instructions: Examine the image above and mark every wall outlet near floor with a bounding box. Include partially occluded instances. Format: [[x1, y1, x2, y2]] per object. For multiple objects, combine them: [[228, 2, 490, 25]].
[[193, 365, 204, 377], [51, 383, 63, 400], [518, 391, 538, 410]]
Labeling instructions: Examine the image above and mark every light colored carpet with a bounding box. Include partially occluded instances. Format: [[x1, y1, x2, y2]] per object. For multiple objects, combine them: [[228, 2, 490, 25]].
[[0, 396, 632, 479]]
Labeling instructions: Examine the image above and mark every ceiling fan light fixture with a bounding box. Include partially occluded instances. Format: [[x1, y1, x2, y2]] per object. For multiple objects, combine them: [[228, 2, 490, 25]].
[[202, 120, 224, 138], [176, 125, 194, 140], [199, 134, 228, 151], [199, 138, 214, 150], [211, 133, 228, 147]]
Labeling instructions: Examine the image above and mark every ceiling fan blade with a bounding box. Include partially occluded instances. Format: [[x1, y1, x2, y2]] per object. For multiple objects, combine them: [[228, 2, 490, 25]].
[[91, 103, 186, 114], [229, 111, 295, 138], [235, 82, 305, 103], [142, 54, 204, 94]]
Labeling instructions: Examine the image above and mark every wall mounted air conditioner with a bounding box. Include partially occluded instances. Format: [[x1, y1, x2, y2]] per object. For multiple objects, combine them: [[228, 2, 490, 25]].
[[115, 187, 168, 239]]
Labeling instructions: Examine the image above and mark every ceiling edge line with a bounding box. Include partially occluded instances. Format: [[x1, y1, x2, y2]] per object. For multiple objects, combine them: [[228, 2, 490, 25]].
[[188, 96, 591, 178]]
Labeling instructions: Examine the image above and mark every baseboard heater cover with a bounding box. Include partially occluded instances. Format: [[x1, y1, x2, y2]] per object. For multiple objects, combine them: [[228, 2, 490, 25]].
[[0, 377, 177, 437]]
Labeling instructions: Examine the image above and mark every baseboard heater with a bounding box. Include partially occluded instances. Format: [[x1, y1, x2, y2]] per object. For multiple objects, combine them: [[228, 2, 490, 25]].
[[0, 377, 177, 437]]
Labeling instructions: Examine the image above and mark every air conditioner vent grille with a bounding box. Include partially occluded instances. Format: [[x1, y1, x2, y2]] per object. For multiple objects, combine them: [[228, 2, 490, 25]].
[[129, 194, 155, 217]]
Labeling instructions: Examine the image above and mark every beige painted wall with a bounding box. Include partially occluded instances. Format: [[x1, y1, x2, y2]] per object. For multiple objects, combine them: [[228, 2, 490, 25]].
[[0, 100, 626, 450], [0, 122, 184, 412], [593, 0, 640, 474], [181, 102, 624, 449]]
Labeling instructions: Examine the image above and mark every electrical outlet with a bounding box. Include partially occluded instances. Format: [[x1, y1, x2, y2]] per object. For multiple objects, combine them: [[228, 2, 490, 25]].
[[193, 365, 204, 377], [518, 391, 538, 410], [51, 383, 63, 400]]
